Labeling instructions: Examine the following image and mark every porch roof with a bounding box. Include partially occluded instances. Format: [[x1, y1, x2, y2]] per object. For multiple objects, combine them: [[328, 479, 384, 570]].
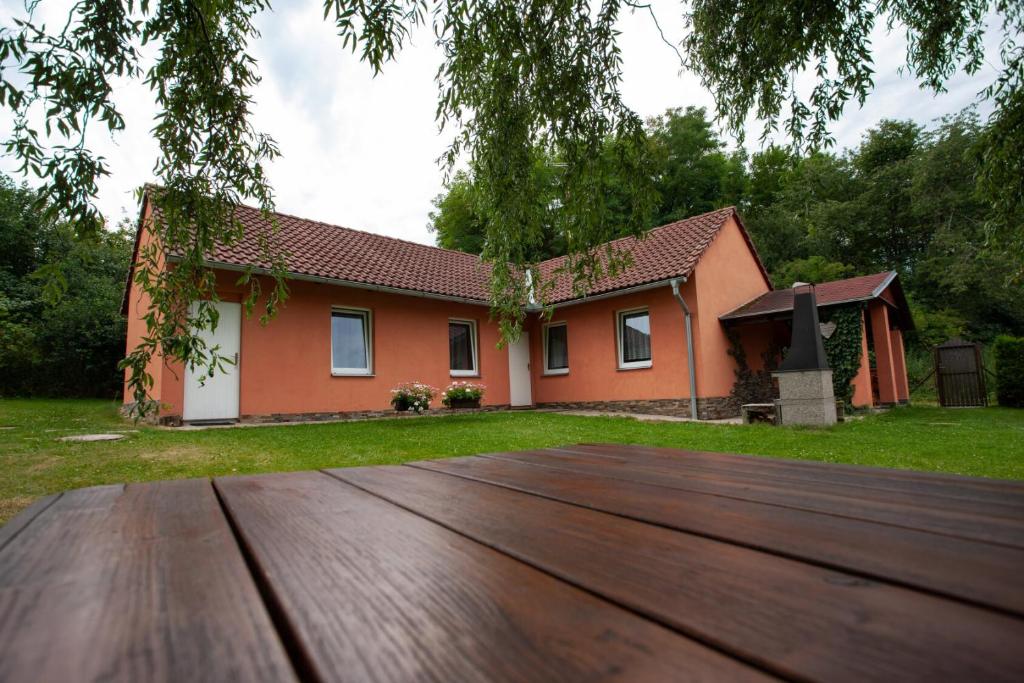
[[720, 271, 914, 330]]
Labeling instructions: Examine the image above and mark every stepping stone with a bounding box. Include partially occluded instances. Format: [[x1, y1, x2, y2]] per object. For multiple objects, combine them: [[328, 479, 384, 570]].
[[58, 433, 126, 443]]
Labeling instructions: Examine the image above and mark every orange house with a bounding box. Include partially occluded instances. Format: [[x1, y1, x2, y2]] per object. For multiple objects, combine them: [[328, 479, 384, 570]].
[[123, 194, 912, 424]]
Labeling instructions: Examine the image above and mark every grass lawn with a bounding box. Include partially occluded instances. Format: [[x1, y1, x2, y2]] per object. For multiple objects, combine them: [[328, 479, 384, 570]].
[[1, 398, 1022, 524]]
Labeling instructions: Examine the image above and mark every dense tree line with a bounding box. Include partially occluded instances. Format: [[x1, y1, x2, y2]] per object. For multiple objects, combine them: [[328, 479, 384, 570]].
[[0, 177, 132, 398], [430, 107, 1024, 348]]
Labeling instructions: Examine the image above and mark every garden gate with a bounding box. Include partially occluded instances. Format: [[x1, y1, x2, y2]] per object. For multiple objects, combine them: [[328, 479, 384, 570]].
[[934, 339, 987, 407]]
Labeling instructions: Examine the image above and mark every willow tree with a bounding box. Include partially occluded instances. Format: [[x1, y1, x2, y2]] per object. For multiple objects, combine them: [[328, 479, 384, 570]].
[[1, 0, 1020, 416]]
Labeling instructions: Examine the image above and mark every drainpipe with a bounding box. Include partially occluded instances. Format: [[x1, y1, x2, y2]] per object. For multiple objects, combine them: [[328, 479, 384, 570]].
[[670, 278, 699, 420]]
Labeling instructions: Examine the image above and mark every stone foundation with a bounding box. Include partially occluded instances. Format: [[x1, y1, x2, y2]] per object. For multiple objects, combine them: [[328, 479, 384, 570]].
[[537, 396, 739, 420], [120, 403, 179, 426], [126, 402, 513, 427], [133, 397, 743, 426], [237, 404, 511, 425]]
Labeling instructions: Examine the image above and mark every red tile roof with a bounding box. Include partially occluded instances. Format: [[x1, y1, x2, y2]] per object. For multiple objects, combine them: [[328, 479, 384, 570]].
[[171, 202, 494, 303], [537, 207, 767, 303], [720, 271, 899, 321], [131, 193, 765, 309]]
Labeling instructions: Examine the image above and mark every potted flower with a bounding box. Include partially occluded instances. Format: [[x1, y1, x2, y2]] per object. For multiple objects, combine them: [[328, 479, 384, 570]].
[[442, 381, 486, 409], [390, 382, 436, 414]]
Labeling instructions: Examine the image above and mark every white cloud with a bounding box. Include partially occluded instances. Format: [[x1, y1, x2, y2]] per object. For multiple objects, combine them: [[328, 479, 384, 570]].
[[0, 0, 1005, 244]]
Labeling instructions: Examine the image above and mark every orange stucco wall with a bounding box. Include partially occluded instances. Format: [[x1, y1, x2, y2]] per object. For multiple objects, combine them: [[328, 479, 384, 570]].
[[142, 272, 511, 419], [850, 309, 873, 407], [529, 284, 695, 403], [122, 200, 166, 407], [692, 217, 773, 397], [870, 301, 899, 405]]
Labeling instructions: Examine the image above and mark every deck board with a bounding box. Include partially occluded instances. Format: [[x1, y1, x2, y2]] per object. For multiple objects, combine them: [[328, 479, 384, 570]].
[[485, 448, 1024, 547], [3, 443, 1023, 682], [214, 470, 765, 682], [0, 480, 295, 682], [414, 454, 1024, 615], [574, 443, 1024, 497], [565, 444, 1024, 512], [333, 463, 1024, 682]]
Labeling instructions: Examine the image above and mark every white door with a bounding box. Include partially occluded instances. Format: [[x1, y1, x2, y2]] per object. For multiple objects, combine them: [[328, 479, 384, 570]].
[[508, 333, 533, 407], [183, 301, 241, 422]]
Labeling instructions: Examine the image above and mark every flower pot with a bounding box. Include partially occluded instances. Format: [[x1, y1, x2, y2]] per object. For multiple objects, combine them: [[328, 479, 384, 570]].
[[448, 398, 481, 410], [392, 398, 427, 413]]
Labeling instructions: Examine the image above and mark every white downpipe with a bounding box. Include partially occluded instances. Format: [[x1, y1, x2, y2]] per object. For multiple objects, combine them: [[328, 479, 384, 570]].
[[670, 278, 700, 420]]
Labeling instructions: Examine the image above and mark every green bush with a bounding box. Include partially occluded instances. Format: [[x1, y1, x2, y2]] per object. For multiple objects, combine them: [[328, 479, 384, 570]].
[[993, 336, 1024, 407]]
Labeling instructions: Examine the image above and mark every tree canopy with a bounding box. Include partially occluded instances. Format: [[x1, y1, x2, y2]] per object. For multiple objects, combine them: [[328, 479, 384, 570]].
[[1, 0, 1020, 413], [0, 176, 132, 398]]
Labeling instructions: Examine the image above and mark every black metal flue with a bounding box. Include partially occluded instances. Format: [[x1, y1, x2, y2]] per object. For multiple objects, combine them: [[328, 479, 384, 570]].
[[778, 285, 830, 372]]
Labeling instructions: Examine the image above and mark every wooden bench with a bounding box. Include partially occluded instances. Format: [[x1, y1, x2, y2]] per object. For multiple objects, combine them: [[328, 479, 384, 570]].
[[741, 402, 777, 424]]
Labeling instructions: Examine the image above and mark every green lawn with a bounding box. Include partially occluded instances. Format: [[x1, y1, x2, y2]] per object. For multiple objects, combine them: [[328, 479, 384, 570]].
[[1, 398, 1022, 524]]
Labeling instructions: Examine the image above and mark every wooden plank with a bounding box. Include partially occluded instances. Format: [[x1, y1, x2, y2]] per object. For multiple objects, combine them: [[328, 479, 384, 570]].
[[333, 464, 1024, 683], [569, 443, 1024, 503], [214, 471, 768, 682], [551, 446, 1024, 521], [0, 480, 296, 683], [415, 455, 1024, 615], [486, 449, 1024, 548], [0, 492, 61, 553]]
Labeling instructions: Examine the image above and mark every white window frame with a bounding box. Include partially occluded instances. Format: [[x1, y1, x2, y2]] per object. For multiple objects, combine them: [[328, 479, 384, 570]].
[[616, 307, 653, 370], [542, 321, 570, 375], [331, 307, 373, 376], [449, 318, 479, 377]]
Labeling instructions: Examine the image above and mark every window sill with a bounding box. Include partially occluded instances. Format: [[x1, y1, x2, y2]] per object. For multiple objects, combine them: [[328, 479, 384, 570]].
[[617, 362, 652, 371], [332, 371, 375, 377], [543, 368, 570, 376], [450, 371, 480, 378]]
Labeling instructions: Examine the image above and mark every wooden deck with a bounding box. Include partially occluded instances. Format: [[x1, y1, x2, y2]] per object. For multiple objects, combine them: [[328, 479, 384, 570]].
[[1, 444, 1022, 681]]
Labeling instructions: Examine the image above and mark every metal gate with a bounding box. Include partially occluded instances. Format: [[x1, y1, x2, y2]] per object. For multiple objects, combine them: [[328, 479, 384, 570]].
[[934, 339, 987, 407]]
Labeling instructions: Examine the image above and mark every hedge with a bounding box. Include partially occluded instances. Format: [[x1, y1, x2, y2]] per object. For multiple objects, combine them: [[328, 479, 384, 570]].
[[993, 335, 1024, 408]]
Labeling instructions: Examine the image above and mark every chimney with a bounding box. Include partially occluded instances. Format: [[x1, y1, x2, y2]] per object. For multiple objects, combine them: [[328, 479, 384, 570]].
[[772, 285, 837, 426], [778, 285, 829, 372]]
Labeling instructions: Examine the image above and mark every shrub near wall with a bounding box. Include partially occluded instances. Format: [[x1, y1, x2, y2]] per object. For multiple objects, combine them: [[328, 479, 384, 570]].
[[993, 336, 1024, 407]]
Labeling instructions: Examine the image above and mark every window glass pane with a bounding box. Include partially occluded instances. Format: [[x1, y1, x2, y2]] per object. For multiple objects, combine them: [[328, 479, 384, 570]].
[[332, 312, 368, 370], [621, 312, 651, 363], [546, 325, 568, 370], [449, 321, 474, 371]]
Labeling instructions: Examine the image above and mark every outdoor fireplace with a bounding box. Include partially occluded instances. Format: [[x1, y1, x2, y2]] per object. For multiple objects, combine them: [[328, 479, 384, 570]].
[[772, 284, 837, 426]]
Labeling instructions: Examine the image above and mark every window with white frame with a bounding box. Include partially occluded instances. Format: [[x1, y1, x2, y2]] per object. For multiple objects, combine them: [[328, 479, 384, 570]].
[[449, 319, 478, 376], [331, 308, 372, 375], [543, 322, 569, 374], [617, 308, 652, 369]]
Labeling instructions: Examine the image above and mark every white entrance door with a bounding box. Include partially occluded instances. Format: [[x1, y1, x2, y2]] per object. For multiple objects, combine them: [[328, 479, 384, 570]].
[[183, 301, 241, 422], [508, 333, 533, 407]]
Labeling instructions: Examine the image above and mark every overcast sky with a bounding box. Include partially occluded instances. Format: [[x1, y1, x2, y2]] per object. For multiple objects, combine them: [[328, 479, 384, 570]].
[[0, 1, 1005, 245]]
